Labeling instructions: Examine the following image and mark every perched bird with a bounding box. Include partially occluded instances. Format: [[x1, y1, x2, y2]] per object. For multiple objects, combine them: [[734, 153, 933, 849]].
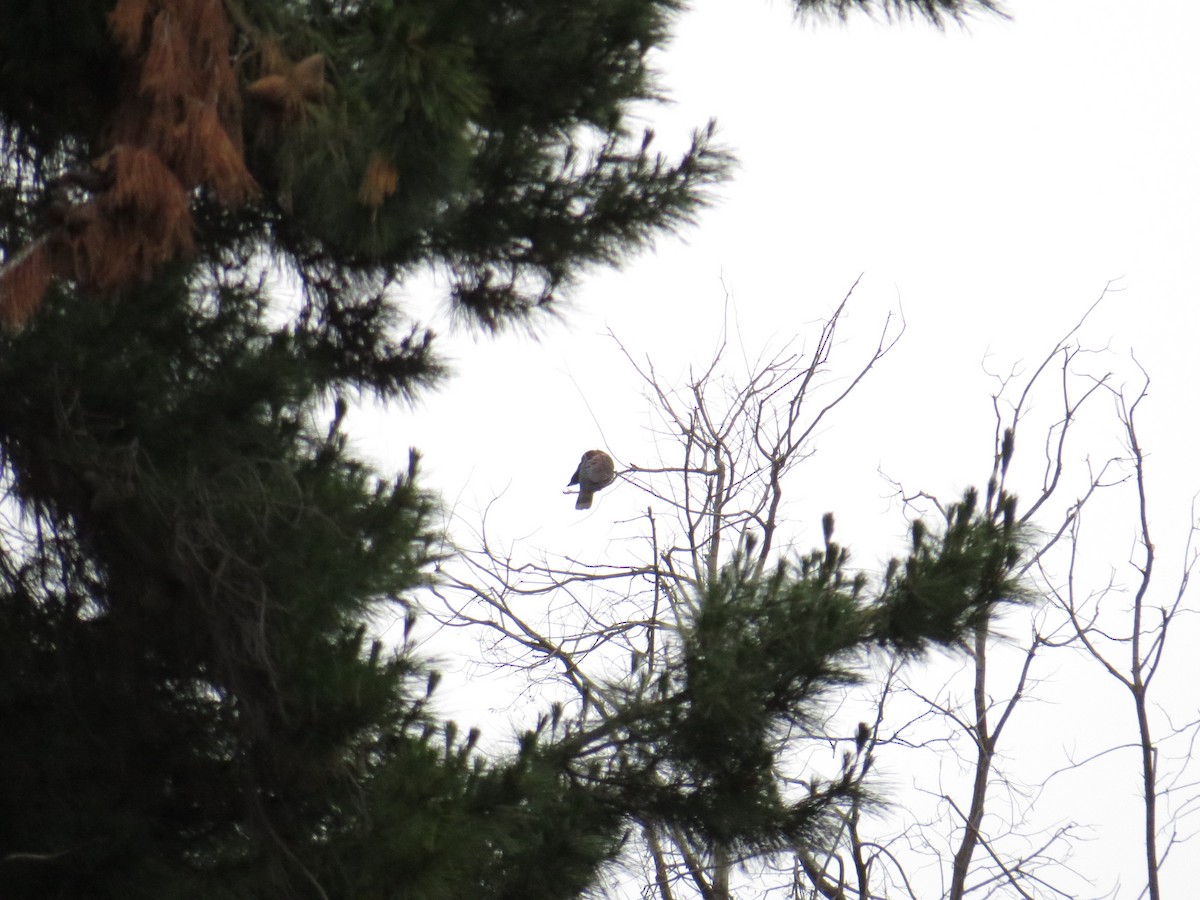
[[568, 450, 616, 510]]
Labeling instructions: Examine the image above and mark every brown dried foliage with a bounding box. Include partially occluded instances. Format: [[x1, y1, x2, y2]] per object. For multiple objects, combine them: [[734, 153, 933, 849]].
[[358, 153, 399, 210], [105, 0, 257, 207], [0, 240, 53, 329], [61, 145, 196, 292], [1, 0, 260, 326], [246, 53, 329, 123]]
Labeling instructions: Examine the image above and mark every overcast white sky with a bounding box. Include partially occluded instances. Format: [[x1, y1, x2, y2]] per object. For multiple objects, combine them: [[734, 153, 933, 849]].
[[367, 0, 1200, 525], [354, 2, 1200, 895]]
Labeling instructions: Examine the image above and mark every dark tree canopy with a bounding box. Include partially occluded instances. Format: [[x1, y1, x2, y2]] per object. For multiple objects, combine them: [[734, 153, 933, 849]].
[[0, 1, 1013, 897], [0, 0, 728, 336]]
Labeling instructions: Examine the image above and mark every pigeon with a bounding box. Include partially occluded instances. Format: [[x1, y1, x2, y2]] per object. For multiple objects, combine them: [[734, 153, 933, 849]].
[[568, 450, 616, 510]]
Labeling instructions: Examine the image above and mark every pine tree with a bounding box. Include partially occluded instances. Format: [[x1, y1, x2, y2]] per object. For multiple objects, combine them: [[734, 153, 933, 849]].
[[0, 1, 1009, 897], [0, 0, 730, 330]]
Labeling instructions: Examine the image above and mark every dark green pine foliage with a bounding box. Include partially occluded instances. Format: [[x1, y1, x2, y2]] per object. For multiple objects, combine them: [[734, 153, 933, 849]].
[[0, 0, 729, 329], [0, 277, 420, 898], [0, 274, 637, 899], [555, 504, 1026, 863], [791, 0, 1007, 25], [0, 1, 715, 895], [0, 0, 1013, 897]]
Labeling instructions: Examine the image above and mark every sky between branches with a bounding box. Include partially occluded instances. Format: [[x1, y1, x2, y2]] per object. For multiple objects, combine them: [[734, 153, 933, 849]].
[[353, 2, 1200, 894]]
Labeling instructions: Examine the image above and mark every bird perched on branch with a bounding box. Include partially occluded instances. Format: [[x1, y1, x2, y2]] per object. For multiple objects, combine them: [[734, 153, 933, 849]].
[[568, 450, 616, 510]]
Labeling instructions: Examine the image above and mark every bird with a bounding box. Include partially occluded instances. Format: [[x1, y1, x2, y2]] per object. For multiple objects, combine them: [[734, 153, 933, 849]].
[[568, 450, 616, 510]]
